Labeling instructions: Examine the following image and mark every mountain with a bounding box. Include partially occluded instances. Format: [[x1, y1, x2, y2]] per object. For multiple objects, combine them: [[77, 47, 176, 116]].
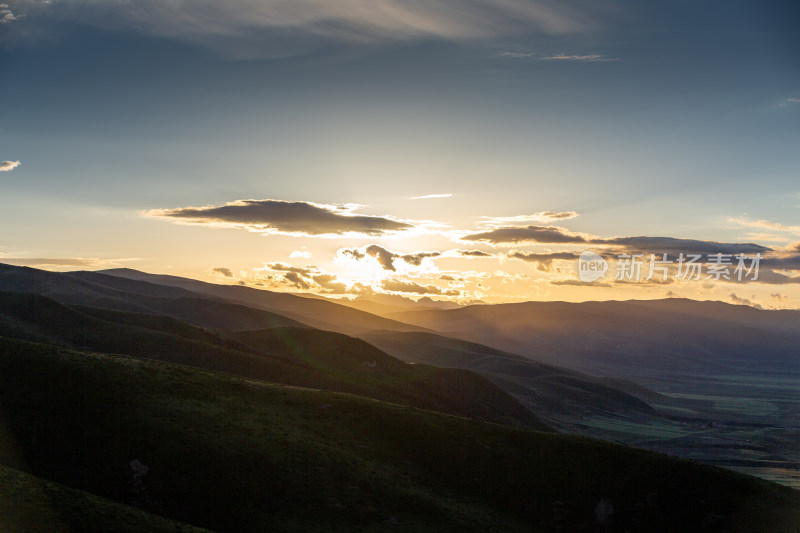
[[0, 291, 548, 431], [361, 330, 657, 429], [1, 336, 797, 532], [0, 264, 304, 331], [385, 299, 800, 379], [94, 268, 430, 335]]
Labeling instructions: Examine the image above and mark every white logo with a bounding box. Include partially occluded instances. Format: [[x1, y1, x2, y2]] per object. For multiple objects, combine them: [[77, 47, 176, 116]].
[[578, 251, 608, 282]]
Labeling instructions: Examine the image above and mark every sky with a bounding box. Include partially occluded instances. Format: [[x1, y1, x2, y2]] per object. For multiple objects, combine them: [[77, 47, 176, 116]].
[[1, 0, 799, 306]]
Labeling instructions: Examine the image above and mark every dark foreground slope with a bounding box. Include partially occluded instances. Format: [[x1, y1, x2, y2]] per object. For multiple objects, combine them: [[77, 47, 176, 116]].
[[0, 338, 798, 533], [0, 465, 209, 533], [0, 291, 548, 430]]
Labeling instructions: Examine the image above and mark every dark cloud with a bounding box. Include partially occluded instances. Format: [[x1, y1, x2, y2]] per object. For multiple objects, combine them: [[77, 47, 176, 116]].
[[283, 272, 311, 290], [312, 274, 348, 294], [381, 279, 459, 296], [400, 251, 441, 266], [267, 263, 315, 277], [457, 250, 492, 257], [212, 267, 233, 277], [366, 245, 397, 271], [600, 237, 770, 255], [463, 225, 772, 257], [463, 225, 586, 244], [439, 274, 457, 281], [729, 293, 763, 309], [551, 279, 612, 287], [146, 199, 412, 236], [507, 251, 579, 271], [341, 249, 365, 261]]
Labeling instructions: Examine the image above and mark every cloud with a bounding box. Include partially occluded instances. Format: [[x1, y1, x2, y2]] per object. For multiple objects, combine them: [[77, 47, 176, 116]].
[[400, 251, 441, 266], [409, 193, 452, 200], [212, 267, 233, 278], [343, 244, 442, 271], [507, 251, 579, 271], [599, 236, 770, 255], [729, 293, 763, 309], [543, 54, 616, 61], [366, 245, 398, 271], [0, 257, 128, 269], [145, 199, 412, 237], [0, 4, 17, 24], [457, 250, 492, 257], [283, 271, 311, 290], [728, 216, 800, 234], [15, 0, 597, 57], [463, 224, 588, 244], [479, 211, 579, 226], [551, 278, 612, 287], [463, 224, 771, 255], [498, 50, 535, 58], [0, 160, 20, 171], [782, 98, 800, 105], [381, 279, 458, 296], [290, 250, 312, 259], [771, 292, 787, 302]]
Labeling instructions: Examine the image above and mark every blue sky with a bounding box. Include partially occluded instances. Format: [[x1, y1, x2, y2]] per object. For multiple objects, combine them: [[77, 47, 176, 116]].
[[1, 0, 799, 305]]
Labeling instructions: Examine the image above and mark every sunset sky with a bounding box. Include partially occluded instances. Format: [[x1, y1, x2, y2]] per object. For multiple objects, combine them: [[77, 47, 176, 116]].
[[1, 0, 799, 306]]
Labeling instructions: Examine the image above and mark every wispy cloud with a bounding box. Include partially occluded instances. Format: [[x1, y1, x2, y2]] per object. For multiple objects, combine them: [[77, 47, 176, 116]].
[[144, 199, 413, 238], [0, 257, 130, 269], [543, 54, 616, 62], [0, 160, 20, 171], [14, 0, 598, 57], [729, 216, 800, 234], [409, 193, 453, 200], [479, 211, 578, 226]]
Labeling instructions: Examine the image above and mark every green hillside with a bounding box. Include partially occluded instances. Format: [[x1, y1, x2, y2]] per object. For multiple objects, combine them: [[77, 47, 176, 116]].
[[0, 337, 797, 532]]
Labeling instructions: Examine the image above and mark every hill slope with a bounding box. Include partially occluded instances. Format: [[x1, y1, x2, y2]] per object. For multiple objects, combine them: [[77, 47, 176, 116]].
[[1, 337, 797, 532], [0, 291, 548, 430]]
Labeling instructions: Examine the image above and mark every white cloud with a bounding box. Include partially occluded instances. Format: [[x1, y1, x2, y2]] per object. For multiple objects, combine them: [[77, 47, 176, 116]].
[[409, 193, 453, 200], [543, 54, 616, 61], [290, 250, 312, 258], [0, 160, 21, 171], [0, 4, 17, 24]]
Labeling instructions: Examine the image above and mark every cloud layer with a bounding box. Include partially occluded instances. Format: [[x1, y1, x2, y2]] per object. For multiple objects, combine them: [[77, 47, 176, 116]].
[[0, 160, 20, 171], [146, 199, 412, 237]]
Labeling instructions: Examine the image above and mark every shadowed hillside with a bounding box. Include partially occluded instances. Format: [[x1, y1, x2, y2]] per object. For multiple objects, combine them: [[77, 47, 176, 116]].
[[0, 291, 548, 431], [1, 337, 797, 532]]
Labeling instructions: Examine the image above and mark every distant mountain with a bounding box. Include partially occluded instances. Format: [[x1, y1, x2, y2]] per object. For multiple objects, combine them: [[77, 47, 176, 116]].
[[96, 268, 430, 335], [361, 330, 657, 429], [2, 337, 797, 532], [386, 299, 800, 379]]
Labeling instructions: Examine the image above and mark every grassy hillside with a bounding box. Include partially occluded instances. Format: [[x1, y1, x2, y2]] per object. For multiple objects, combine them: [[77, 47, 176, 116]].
[[0, 464, 209, 532], [0, 291, 548, 430], [0, 337, 797, 532]]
